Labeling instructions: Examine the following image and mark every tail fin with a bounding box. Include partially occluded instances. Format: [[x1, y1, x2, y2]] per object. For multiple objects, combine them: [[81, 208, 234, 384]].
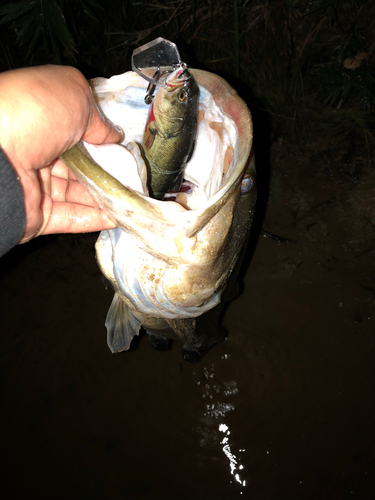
[[106, 293, 142, 353]]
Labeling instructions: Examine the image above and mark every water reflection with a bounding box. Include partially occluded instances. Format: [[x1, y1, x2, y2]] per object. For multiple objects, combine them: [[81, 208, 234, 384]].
[[219, 423, 247, 488], [194, 358, 247, 493]]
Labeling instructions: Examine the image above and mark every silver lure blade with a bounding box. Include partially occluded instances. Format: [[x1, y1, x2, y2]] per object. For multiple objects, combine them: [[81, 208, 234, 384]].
[[131, 37, 183, 88]]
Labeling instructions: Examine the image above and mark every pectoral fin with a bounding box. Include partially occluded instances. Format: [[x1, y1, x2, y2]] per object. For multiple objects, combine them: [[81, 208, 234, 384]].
[[106, 293, 142, 353], [143, 121, 157, 151]]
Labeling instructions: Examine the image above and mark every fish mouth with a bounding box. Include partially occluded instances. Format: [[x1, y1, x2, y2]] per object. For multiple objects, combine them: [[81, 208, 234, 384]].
[[166, 67, 191, 89], [60, 69, 253, 239], [163, 180, 194, 201]]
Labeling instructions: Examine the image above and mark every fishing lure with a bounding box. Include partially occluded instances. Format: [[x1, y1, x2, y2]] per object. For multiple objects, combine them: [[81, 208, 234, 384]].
[[132, 38, 199, 199]]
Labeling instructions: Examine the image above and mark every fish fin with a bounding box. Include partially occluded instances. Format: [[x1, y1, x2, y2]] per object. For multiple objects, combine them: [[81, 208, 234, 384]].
[[143, 121, 157, 151], [105, 293, 142, 353], [167, 318, 197, 345]]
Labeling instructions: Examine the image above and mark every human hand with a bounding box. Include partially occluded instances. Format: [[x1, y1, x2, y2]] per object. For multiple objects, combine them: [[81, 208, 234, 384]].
[[0, 65, 123, 243]]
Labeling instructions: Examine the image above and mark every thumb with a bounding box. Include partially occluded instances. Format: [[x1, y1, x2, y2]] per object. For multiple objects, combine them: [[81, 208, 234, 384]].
[[83, 100, 124, 145]]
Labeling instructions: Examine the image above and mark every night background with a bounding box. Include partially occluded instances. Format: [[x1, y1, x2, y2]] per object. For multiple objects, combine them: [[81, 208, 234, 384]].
[[0, 1, 374, 499]]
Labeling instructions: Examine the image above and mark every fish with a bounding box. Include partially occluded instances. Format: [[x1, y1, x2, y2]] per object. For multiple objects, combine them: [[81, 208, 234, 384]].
[[60, 69, 256, 362], [142, 66, 199, 200]]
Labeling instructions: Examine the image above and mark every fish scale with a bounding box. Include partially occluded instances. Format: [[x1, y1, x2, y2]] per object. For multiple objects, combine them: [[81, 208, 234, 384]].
[[142, 67, 199, 200]]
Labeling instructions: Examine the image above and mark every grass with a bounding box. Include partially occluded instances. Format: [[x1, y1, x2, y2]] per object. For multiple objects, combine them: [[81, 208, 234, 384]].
[[0, 0, 374, 150]]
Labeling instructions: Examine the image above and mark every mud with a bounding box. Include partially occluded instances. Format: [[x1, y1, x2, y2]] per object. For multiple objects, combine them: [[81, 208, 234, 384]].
[[1, 135, 374, 499]]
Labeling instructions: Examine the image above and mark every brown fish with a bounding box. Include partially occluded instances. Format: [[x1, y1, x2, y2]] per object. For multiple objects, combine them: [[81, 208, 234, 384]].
[[142, 66, 199, 199]]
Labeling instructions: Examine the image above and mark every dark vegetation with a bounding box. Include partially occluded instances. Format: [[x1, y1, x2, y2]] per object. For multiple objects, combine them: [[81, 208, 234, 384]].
[[0, 0, 374, 150]]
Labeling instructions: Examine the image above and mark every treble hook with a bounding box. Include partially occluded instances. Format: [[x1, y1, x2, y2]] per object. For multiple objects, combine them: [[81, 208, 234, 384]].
[[144, 69, 161, 104], [144, 68, 175, 104]]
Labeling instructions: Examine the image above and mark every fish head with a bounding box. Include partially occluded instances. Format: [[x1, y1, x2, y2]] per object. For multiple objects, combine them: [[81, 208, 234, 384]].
[[153, 67, 199, 135]]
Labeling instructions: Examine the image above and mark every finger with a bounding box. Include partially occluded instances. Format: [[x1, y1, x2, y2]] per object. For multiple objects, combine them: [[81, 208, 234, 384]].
[[41, 202, 117, 234], [37, 165, 52, 196], [51, 159, 79, 182], [65, 180, 99, 207], [19, 192, 52, 244], [50, 175, 99, 207], [83, 103, 124, 145], [50, 159, 70, 179], [71, 71, 124, 146], [68, 170, 78, 181]]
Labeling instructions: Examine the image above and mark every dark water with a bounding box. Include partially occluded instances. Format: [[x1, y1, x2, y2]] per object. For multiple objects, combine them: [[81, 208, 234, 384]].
[[1, 146, 375, 499], [1, 233, 374, 500]]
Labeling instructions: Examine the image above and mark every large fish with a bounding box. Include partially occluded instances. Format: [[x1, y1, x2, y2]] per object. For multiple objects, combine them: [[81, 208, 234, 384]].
[[60, 69, 256, 362], [143, 66, 199, 199]]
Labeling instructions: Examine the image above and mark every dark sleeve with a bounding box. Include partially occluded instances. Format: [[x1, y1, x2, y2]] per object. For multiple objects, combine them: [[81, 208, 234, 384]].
[[0, 147, 26, 257]]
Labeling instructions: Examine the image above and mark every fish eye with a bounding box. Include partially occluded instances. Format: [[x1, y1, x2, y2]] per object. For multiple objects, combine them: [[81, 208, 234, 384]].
[[178, 89, 188, 102], [241, 174, 254, 194]]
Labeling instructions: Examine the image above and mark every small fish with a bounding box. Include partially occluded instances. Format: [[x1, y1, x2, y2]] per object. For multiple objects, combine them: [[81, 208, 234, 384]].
[[142, 66, 199, 200]]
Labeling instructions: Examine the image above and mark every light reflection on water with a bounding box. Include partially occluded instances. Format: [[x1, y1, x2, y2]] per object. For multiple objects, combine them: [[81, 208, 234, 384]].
[[219, 423, 246, 488], [194, 358, 247, 493]]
